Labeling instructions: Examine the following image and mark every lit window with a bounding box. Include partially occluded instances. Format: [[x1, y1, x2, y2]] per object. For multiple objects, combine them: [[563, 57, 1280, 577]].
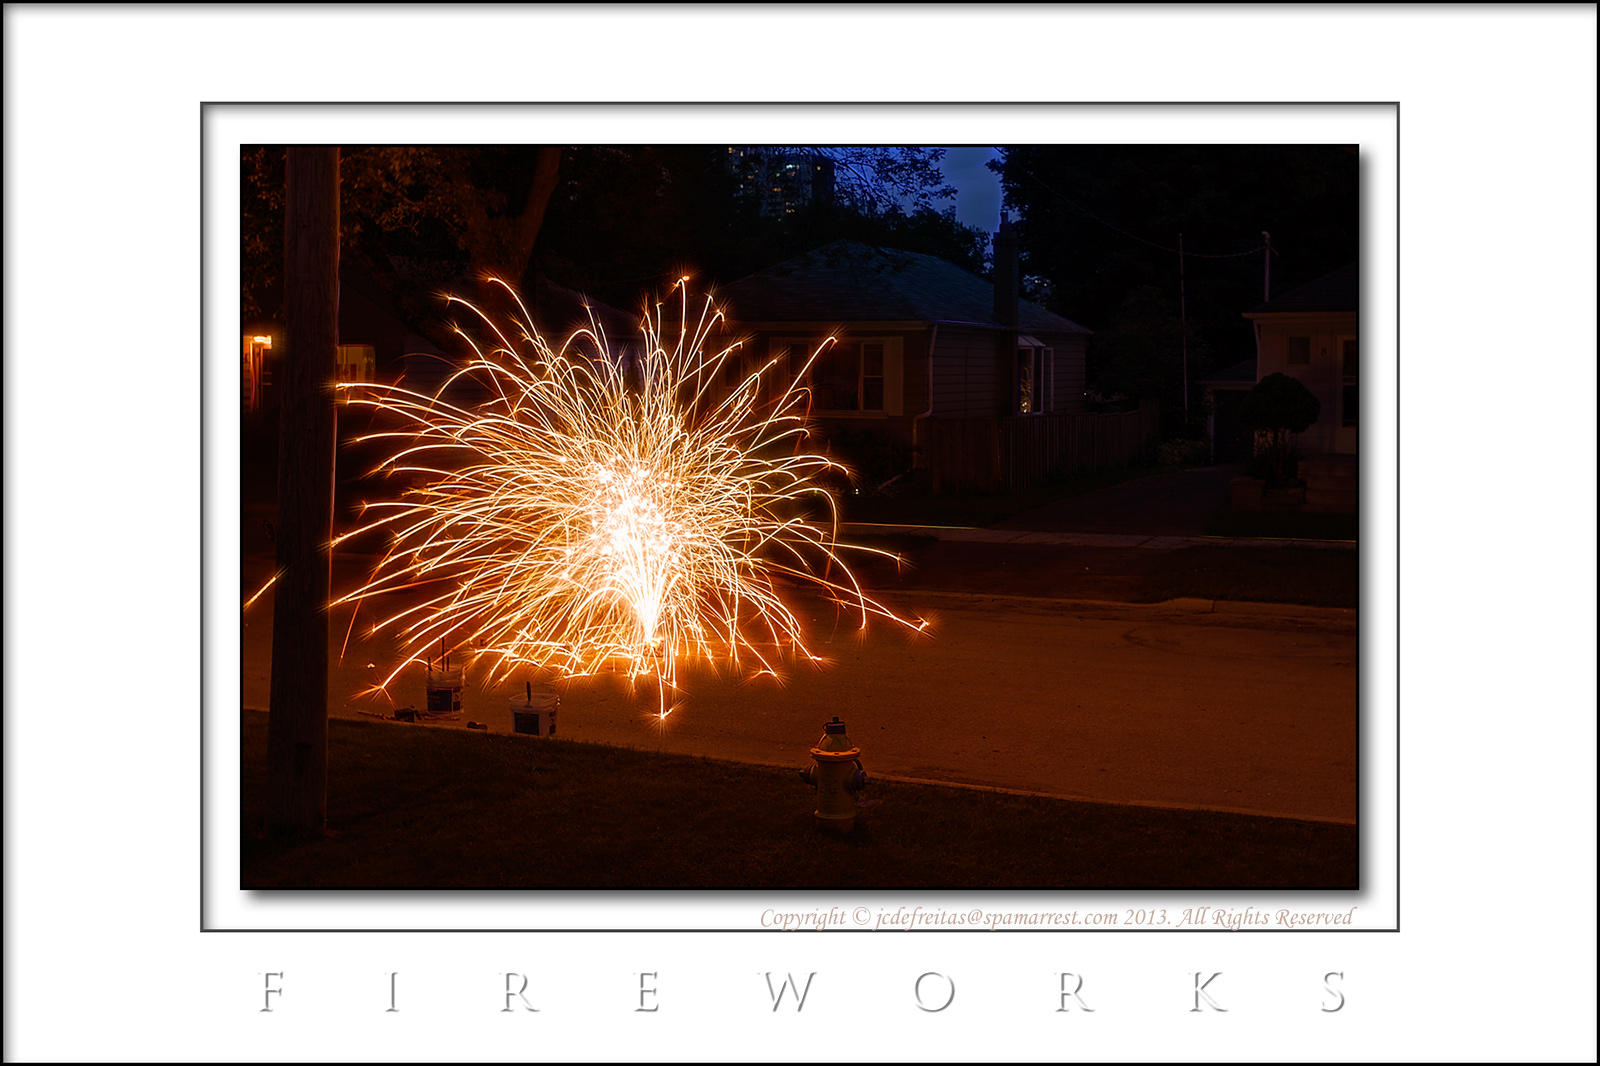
[[1017, 345, 1052, 414]]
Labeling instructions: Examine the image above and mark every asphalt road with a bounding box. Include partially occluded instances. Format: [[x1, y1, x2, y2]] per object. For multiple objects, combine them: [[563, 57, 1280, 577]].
[[240, 576, 1357, 824]]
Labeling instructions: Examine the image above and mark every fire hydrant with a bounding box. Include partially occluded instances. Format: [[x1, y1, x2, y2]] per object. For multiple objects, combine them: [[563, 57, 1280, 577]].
[[799, 716, 867, 833]]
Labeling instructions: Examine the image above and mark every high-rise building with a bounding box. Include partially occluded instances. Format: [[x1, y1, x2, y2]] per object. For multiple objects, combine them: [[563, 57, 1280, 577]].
[[726, 148, 834, 217]]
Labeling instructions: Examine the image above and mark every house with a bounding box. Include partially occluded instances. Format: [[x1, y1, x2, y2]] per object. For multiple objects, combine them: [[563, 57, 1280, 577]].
[[1240, 262, 1358, 514], [245, 263, 638, 411], [1242, 262, 1358, 456], [718, 233, 1121, 492], [241, 262, 447, 415]]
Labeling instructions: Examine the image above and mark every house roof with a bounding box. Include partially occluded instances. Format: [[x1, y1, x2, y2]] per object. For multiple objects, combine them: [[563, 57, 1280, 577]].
[[719, 240, 1090, 334], [1248, 262, 1358, 314]]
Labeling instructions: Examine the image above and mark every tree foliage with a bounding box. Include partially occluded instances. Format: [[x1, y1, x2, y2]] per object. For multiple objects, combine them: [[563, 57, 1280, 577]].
[[1240, 372, 1322, 484], [243, 145, 562, 323], [1089, 285, 1210, 413], [784, 146, 955, 213], [243, 145, 982, 328], [538, 146, 971, 300], [1240, 372, 1321, 434]]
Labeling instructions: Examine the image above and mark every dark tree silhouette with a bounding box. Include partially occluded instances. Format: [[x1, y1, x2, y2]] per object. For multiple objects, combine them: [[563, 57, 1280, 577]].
[[243, 146, 973, 327], [243, 146, 562, 322]]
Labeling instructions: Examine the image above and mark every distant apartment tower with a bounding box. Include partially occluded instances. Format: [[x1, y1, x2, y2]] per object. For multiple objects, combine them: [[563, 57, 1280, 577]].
[[726, 148, 835, 217]]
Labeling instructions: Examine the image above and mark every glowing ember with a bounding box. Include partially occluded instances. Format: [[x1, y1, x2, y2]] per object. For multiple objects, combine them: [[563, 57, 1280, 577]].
[[333, 277, 925, 717]]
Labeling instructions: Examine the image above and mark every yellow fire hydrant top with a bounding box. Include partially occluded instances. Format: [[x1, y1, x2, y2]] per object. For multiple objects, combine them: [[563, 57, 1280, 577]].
[[810, 716, 860, 761]]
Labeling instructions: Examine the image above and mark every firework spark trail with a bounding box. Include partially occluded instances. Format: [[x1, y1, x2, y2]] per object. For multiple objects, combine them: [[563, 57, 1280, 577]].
[[330, 277, 925, 717]]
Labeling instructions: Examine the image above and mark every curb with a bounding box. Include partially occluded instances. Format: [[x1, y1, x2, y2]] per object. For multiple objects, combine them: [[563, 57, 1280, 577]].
[[843, 521, 1356, 551]]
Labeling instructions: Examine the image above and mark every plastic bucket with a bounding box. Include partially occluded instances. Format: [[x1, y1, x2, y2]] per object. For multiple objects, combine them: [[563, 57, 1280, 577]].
[[424, 667, 463, 718], [512, 688, 559, 737]]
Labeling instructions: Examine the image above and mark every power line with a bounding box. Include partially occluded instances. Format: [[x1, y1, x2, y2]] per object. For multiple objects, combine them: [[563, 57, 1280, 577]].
[[1013, 165, 1268, 260]]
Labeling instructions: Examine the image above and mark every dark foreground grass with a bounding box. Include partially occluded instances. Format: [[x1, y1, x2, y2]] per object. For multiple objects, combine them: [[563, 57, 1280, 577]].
[[242, 711, 1355, 890]]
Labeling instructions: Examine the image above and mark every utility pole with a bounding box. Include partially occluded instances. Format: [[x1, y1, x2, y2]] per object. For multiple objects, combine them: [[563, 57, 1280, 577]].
[[1262, 230, 1272, 302], [1178, 232, 1188, 416], [268, 146, 339, 838]]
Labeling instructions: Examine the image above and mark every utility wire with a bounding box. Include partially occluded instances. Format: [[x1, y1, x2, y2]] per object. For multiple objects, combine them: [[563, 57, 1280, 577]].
[[1014, 165, 1272, 260]]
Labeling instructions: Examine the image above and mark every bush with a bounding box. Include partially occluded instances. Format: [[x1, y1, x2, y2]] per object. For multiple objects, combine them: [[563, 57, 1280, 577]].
[[1155, 438, 1212, 467], [1240, 373, 1320, 485], [1245, 439, 1302, 482]]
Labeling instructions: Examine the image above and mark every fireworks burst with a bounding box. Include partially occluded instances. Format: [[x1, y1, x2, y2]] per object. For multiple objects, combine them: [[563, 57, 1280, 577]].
[[333, 277, 924, 717]]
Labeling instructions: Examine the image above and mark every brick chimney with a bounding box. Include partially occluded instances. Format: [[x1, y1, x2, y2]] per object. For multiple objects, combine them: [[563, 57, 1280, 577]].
[[992, 217, 1019, 329]]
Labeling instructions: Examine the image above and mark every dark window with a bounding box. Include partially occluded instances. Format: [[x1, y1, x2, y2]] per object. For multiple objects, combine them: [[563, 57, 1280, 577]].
[[814, 343, 860, 411], [861, 342, 885, 411], [1016, 346, 1051, 414], [1288, 336, 1311, 365], [780, 337, 893, 412], [768, 344, 794, 404]]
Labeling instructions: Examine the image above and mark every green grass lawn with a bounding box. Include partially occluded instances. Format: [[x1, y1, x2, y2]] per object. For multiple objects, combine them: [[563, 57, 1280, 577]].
[[241, 711, 1356, 890]]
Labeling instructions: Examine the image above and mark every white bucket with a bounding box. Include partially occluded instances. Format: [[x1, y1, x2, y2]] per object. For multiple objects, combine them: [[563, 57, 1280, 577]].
[[424, 666, 463, 719], [512, 687, 559, 737]]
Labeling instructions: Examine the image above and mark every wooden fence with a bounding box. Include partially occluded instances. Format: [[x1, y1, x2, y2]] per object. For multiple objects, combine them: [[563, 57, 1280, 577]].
[[923, 402, 1160, 494]]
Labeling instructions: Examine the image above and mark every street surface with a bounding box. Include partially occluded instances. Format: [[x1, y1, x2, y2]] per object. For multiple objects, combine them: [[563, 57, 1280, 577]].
[[241, 565, 1357, 824]]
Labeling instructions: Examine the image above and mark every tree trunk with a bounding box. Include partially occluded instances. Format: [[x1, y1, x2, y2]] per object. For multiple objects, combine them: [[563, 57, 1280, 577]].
[[267, 147, 339, 837], [506, 146, 562, 285], [456, 147, 561, 286]]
